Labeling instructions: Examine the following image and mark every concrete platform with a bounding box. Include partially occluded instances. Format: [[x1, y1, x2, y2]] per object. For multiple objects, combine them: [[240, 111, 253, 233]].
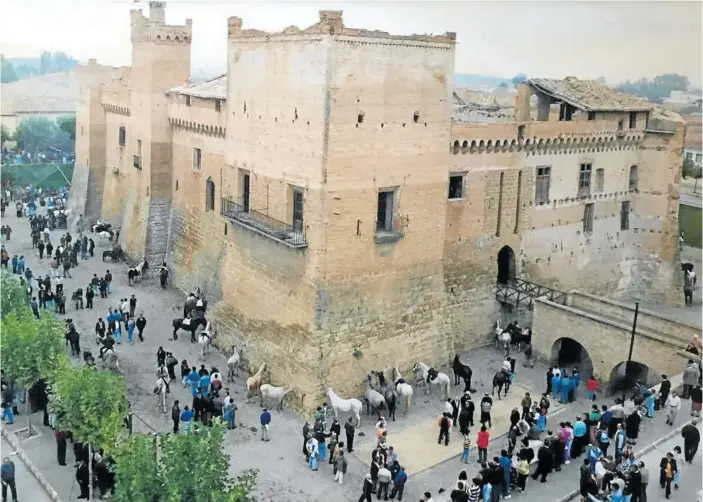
[[353, 383, 565, 475]]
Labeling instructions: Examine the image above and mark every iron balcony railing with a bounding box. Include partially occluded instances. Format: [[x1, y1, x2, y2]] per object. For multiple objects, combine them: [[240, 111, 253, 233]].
[[133, 155, 142, 170], [220, 196, 307, 248], [494, 278, 567, 309]]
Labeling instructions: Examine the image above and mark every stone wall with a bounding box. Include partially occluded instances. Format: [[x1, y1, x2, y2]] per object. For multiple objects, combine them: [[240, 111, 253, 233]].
[[531, 298, 690, 381]]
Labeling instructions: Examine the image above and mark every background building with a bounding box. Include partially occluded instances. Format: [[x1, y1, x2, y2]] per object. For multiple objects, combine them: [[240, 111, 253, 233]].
[[72, 2, 687, 410]]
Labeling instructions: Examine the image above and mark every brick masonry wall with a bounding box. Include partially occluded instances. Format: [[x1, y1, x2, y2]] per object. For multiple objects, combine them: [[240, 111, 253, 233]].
[[531, 298, 690, 381]]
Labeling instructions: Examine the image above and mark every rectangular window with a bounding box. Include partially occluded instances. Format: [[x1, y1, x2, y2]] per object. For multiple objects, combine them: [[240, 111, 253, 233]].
[[193, 148, 202, 170], [377, 190, 394, 233], [292, 189, 304, 232], [595, 168, 604, 192], [240, 173, 250, 212], [583, 203, 594, 234], [559, 103, 573, 122], [448, 174, 464, 200], [588, 112, 596, 121], [578, 163, 592, 197], [535, 166, 551, 204], [618, 120, 624, 132], [696, 153, 702, 163], [628, 165, 638, 191], [186, 95, 191, 107], [118, 126, 126, 146], [686, 152, 693, 160], [215, 99, 221, 113], [620, 201, 630, 230], [629, 112, 637, 130], [137, 139, 142, 157]]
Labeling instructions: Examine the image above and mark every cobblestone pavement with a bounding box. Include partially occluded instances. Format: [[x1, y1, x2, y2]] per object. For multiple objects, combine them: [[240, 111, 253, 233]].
[[1, 437, 53, 502], [1, 209, 700, 501]]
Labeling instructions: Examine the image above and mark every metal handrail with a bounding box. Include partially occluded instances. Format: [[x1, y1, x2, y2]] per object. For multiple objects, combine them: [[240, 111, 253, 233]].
[[220, 196, 307, 247], [494, 278, 567, 308]]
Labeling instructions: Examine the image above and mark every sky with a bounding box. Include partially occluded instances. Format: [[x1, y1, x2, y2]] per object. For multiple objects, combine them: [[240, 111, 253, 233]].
[[1, 0, 701, 86]]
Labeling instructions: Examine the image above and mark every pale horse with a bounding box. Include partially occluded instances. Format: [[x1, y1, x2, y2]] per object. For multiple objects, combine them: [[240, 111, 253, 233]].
[[259, 384, 293, 411], [97, 230, 113, 246], [198, 321, 215, 360], [227, 343, 246, 382], [413, 362, 451, 400], [327, 388, 362, 427], [392, 367, 414, 414], [494, 320, 510, 350], [246, 363, 267, 402], [153, 375, 168, 413], [99, 347, 120, 373], [364, 374, 386, 416]]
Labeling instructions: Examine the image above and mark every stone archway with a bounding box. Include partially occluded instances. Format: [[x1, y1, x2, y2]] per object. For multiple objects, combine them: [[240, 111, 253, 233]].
[[497, 245, 516, 285], [551, 337, 594, 379], [607, 361, 660, 396]]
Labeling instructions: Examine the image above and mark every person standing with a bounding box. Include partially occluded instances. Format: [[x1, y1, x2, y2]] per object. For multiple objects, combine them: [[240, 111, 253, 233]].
[[345, 417, 356, 453], [438, 412, 452, 446], [388, 466, 407, 501], [76, 457, 90, 499], [658, 452, 676, 499], [682, 360, 701, 399], [260, 408, 271, 441], [180, 405, 194, 434], [377, 463, 392, 500], [665, 392, 682, 426], [476, 425, 489, 464], [56, 430, 67, 466], [306, 435, 319, 471], [135, 313, 147, 342], [359, 473, 374, 502], [1, 457, 18, 502], [681, 419, 700, 463], [171, 400, 180, 433], [532, 442, 553, 483], [129, 295, 137, 318]]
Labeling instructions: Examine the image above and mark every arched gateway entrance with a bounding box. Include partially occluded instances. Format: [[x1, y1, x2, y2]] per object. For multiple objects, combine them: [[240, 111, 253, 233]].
[[607, 361, 659, 396], [497, 246, 516, 285], [551, 337, 594, 378]]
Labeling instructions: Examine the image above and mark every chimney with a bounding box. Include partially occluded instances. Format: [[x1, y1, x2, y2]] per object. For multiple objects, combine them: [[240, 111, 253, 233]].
[[149, 1, 166, 24]]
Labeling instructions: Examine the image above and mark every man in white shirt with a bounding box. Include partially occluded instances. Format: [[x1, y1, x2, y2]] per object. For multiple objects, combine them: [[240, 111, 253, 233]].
[[665, 391, 682, 426]]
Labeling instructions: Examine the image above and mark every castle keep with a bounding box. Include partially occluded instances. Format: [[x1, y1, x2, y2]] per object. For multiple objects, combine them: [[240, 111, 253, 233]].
[[74, 3, 686, 409]]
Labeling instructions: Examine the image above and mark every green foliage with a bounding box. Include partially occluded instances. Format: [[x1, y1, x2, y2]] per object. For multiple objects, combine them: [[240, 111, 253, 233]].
[[1, 124, 13, 144], [1, 54, 18, 83], [53, 366, 129, 450], [2, 52, 77, 82], [13, 116, 75, 155], [0, 311, 69, 388], [616, 73, 690, 103], [0, 271, 30, 320], [683, 158, 702, 180], [113, 422, 258, 502], [57, 116, 76, 141]]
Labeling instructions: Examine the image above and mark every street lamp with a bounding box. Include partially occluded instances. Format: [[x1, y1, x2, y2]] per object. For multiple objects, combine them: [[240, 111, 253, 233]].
[[622, 301, 641, 403]]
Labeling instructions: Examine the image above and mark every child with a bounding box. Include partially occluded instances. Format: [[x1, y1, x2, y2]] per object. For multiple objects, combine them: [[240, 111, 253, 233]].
[[516, 455, 530, 492], [460, 434, 470, 463], [672, 446, 684, 489], [477, 425, 489, 464], [586, 376, 598, 401]]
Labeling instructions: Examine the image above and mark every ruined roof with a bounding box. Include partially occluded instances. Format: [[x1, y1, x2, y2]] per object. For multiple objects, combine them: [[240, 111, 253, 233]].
[[528, 77, 652, 112], [167, 74, 226, 100], [1, 70, 77, 115]]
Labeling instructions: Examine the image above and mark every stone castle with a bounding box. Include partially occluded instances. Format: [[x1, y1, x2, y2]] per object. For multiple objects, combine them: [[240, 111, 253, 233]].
[[73, 2, 686, 409]]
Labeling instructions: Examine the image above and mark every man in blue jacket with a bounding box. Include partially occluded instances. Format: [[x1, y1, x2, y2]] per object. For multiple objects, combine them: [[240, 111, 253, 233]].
[[260, 408, 271, 442], [499, 450, 512, 498], [389, 466, 407, 500]]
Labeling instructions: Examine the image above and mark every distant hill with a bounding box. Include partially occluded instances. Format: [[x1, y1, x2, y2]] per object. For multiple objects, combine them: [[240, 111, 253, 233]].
[[3, 52, 78, 83], [454, 73, 511, 89]]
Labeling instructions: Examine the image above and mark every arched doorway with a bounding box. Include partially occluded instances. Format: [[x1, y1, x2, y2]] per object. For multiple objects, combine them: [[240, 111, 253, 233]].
[[497, 245, 516, 285], [551, 337, 594, 379], [607, 361, 659, 397], [205, 177, 215, 212]]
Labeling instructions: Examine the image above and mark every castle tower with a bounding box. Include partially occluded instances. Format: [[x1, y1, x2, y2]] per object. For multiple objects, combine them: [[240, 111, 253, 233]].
[[127, 2, 192, 270]]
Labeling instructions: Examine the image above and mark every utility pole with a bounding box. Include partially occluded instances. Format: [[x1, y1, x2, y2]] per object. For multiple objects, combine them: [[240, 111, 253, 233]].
[[622, 302, 640, 403]]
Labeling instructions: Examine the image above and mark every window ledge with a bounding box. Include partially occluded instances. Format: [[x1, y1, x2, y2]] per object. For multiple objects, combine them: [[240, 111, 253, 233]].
[[374, 231, 403, 244], [448, 197, 465, 202]]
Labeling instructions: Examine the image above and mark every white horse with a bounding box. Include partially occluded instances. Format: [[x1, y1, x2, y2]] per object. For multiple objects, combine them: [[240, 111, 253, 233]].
[[198, 321, 214, 359], [227, 344, 246, 382], [100, 348, 120, 373], [153, 376, 168, 413], [246, 363, 267, 401], [413, 362, 451, 399], [97, 230, 113, 246], [327, 388, 362, 427], [494, 320, 509, 347], [259, 384, 293, 411], [392, 367, 414, 414], [364, 374, 386, 416]]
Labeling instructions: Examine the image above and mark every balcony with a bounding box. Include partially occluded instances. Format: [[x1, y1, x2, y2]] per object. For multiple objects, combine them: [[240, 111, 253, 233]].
[[133, 155, 142, 170], [220, 196, 307, 248]]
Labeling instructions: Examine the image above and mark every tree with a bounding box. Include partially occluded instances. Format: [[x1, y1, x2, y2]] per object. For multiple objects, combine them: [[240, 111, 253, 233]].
[[616, 73, 691, 103], [0, 312, 69, 404], [1, 271, 30, 320], [497, 82, 508, 88], [683, 157, 702, 193], [57, 116, 76, 141], [511, 73, 527, 87], [13, 116, 59, 154], [596, 76, 607, 85], [0, 124, 13, 144], [113, 422, 258, 502], [1, 54, 18, 83], [53, 366, 129, 500]]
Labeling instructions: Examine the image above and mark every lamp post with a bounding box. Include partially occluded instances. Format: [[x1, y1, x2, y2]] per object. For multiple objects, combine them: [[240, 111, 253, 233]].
[[622, 301, 640, 403]]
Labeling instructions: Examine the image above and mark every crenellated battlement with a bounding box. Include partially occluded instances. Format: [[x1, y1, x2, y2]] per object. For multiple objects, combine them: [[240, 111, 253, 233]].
[[227, 10, 455, 46], [130, 6, 192, 45]]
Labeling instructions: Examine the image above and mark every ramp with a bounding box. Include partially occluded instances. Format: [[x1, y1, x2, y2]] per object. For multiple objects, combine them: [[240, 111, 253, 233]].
[[66, 163, 90, 231], [353, 383, 564, 475]]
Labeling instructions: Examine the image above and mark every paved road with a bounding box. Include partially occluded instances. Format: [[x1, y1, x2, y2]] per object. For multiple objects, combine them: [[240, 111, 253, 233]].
[[635, 423, 702, 502], [681, 192, 702, 209], [1, 437, 53, 502]]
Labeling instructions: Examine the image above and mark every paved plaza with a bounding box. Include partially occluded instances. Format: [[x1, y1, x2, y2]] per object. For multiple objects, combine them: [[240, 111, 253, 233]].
[[1, 209, 702, 501]]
